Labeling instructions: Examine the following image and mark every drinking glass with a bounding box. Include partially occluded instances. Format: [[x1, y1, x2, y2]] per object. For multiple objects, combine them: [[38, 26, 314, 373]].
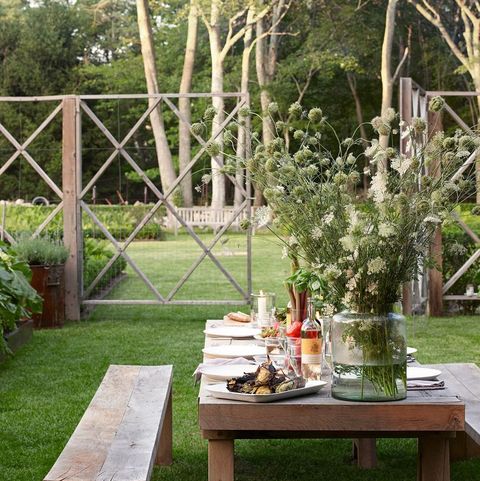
[[251, 292, 276, 328], [285, 337, 302, 377]]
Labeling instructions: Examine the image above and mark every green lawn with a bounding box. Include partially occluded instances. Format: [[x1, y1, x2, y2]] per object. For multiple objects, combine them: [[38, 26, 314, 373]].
[[1, 234, 480, 481]]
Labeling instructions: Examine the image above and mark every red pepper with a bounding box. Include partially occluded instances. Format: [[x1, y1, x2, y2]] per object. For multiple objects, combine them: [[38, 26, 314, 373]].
[[286, 320, 302, 338]]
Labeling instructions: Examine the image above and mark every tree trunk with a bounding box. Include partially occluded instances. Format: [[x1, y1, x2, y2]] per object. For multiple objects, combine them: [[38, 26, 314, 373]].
[[136, 0, 176, 194], [254, 13, 275, 207], [208, 0, 226, 209], [178, 1, 198, 207], [347, 71, 369, 193], [234, 7, 255, 208], [379, 0, 398, 170]]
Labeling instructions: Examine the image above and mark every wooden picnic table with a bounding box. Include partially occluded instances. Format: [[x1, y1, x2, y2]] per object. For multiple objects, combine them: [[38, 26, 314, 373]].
[[198, 320, 465, 481]]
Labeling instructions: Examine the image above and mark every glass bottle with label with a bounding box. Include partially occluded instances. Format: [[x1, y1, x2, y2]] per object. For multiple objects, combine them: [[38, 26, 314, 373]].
[[301, 298, 322, 381]]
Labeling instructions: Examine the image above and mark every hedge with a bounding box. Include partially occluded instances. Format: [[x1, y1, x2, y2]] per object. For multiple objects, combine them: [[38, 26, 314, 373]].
[[2, 204, 166, 240]]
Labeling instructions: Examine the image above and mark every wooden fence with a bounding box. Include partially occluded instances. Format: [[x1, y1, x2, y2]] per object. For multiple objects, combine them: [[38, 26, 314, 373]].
[[0, 93, 253, 320], [400, 78, 480, 316]]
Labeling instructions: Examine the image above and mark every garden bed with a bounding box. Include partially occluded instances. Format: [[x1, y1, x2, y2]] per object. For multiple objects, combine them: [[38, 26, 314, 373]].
[[0, 319, 33, 362]]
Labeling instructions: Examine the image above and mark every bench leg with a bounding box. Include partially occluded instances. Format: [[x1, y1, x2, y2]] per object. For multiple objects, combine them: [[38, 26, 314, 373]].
[[450, 431, 480, 462], [156, 390, 173, 465], [417, 436, 450, 481], [352, 438, 377, 468], [208, 439, 234, 481]]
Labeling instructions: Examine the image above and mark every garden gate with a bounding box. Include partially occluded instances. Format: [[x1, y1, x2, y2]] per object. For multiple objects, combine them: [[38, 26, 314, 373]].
[[400, 77, 480, 316], [0, 93, 252, 320]]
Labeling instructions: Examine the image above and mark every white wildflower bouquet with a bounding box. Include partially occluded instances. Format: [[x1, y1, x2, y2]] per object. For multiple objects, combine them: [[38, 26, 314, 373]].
[[244, 100, 477, 315]]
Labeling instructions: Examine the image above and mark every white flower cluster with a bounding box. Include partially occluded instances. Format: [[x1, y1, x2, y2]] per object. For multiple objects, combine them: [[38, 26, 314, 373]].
[[311, 226, 323, 240], [322, 212, 334, 225], [369, 173, 388, 203], [378, 222, 395, 238], [390, 154, 412, 176], [254, 206, 271, 228], [424, 215, 441, 225], [367, 257, 386, 275]]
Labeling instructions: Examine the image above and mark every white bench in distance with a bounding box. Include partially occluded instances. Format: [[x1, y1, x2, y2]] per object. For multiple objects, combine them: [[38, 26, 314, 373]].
[[43, 364, 173, 481]]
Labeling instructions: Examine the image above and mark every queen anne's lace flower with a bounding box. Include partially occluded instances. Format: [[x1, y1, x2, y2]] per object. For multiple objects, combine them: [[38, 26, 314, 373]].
[[424, 215, 441, 225], [340, 235, 356, 252], [254, 206, 271, 228], [323, 212, 334, 225], [378, 223, 395, 238], [311, 226, 323, 240], [369, 172, 388, 203], [367, 257, 386, 275], [391, 154, 412, 176]]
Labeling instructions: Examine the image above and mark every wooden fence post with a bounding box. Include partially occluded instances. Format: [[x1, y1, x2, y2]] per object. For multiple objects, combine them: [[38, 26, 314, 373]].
[[427, 108, 443, 317], [400, 78, 413, 315], [62, 96, 82, 321]]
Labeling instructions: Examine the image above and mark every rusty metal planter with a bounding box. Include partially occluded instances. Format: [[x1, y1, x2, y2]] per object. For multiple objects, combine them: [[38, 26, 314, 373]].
[[30, 264, 65, 329]]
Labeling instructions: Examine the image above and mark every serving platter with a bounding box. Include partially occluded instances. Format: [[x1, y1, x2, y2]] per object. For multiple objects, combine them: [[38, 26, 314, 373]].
[[204, 326, 261, 338], [206, 381, 327, 403], [202, 344, 266, 359]]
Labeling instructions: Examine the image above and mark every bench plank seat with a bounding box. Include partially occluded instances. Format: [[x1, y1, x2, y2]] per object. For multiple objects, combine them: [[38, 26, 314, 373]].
[[44, 364, 173, 481]]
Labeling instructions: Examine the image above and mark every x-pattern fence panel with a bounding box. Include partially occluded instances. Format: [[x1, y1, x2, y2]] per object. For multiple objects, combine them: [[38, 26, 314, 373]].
[[400, 78, 480, 313], [78, 93, 252, 307], [0, 92, 253, 318], [0, 98, 65, 244]]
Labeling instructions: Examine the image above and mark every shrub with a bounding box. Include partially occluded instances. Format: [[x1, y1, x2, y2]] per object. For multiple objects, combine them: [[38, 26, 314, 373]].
[[3, 204, 166, 241], [83, 238, 127, 292]]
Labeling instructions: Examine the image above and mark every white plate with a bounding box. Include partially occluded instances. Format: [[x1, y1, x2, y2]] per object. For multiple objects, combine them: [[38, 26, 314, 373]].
[[407, 366, 441, 381], [201, 364, 258, 381], [202, 344, 266, 359], [407, 347, 418, 355], [206, 381, 327, 403], [204, 327, 261, 338]]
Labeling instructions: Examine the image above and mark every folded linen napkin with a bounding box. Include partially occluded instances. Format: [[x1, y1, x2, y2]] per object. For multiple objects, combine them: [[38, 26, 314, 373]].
[[407, 379, 445, 391], [193, 356, 255, 383]]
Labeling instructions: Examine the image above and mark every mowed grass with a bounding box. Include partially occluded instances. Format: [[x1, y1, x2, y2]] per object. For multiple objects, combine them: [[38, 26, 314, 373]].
[[0, 233, 479, 481], [102, 231, 291, 302]]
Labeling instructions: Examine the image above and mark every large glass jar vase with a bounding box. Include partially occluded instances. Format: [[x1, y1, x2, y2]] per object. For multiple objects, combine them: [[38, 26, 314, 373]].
[[331, 312, 407, 401]]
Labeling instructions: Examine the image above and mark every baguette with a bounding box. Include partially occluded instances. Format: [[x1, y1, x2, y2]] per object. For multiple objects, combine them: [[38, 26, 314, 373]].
[[226, 311, 251, 323]]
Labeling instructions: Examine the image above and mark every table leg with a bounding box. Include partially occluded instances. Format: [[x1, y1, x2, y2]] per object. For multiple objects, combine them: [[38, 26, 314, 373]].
[[156, 390, 173, 465], [352, 438, 377, 468], [417, 436, 450, 481], [208, 439, 234, 481]]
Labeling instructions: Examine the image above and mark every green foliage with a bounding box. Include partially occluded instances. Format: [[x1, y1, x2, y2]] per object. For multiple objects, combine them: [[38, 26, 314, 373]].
[[4, 205, 166, 241], [83, 238, 127, 292], [0, 242, 42, 352], [442, 204, 480, 312], [14, 236, 69, 266]]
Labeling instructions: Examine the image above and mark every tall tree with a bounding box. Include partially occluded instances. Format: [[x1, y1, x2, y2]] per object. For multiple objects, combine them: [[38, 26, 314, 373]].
[[136, 0, 176, 194], [234, 5, 255, 208], [197, 0, 268, 208], [378, 0, 408, 170], [255, 0, 289, 205], [178, 1, 198, 207]]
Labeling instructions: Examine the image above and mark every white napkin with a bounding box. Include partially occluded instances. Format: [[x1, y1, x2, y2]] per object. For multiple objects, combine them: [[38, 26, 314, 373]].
[[407, 379, 445, 391], [193, 357, 255, 383]]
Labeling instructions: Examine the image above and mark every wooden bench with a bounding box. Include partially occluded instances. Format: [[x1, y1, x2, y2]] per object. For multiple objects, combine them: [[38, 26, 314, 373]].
[[43, 364, 173, 481], [426, 363, 480, 461]]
